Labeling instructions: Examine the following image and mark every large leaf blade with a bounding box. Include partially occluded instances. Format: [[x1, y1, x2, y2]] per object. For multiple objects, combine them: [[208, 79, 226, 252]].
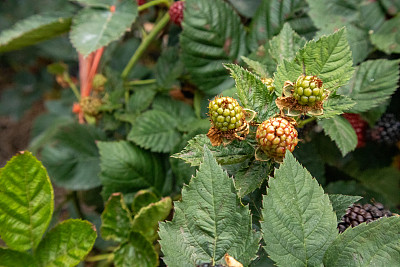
[[0, 248, 39, 267], [370, 15, 400, 54], [0, 151, 53, 251], [159, 147, 261, 266], [261, 152, 338, 266], [328, 194, 362, 221], [34, 219, 97, 266], [323, 216, 400, 266]]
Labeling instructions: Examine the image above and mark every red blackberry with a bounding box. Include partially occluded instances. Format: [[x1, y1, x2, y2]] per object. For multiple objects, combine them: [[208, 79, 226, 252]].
[[369, 113, 400, 145], [342, 113, 368, 148], [136, 0, 146, 5], [337, 202, 392, 233], [169, 1, 185, 26]]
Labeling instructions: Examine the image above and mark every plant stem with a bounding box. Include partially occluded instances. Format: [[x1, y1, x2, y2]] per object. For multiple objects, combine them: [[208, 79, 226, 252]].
[[297, 117, 316, 128], [121, 12, 170, 80], [125, 79, 157, 86], [85, 253, 114, 262], [64, 73, 80, 101], [138, 0, 170, 12]]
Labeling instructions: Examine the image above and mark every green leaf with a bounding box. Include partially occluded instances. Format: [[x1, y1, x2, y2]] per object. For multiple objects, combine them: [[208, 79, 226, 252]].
[[380, 0, 400, 15], [127, 87, 157, 114], [359, 1, 386, 31], [127, 110, 181, 153], [152, 96, 196, 127], [97, 141, 165, 199], [114, 232, 158, 267], [226, 0, 261, 18], [323, 216, 400, 266], [172, 134, 254, 166], [370, 15, 400, 54], [268, 23, 307, 64], [159, 147, 261, 266], [338, 59, 400, 113], [319, 94, 356, 119], [41, 123, 106, 190], [70, 0, 138, 56], [247, 0, 317, 51], [132, 197, 172, 242], [72, 0, 116, 8], [0, 13, 72, 53], [0, 248, 39, 267], [0, 151, 53, 251], [180, 0, 247, 95], [35, 219, 97, 267], [234, 160, 270, 198], [274, 28, 354, 95], [261, 152, 338, 266], [101, 193, 132, 243], [328, 194, 362, 221], [224, 63, 278, 121], [131, 190, 159, 214], [155, 47, 184, 88], [241, 56, 270, 78], [318, 116, 357, 156]]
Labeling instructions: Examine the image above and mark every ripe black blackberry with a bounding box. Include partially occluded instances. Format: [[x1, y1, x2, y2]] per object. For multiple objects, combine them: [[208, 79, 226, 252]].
[[369, 113, 400, 145], [337, 202, 392, 233]]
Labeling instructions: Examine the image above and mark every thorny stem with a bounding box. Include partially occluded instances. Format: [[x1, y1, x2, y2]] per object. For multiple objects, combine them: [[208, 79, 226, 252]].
[[138, 0, 170, 12], [297, 116, 316, 128]]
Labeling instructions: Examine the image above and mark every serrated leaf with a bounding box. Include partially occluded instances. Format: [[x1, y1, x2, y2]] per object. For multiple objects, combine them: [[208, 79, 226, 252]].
[[131, 190, 159, 214], [35, 219, 96, 266], [234, 160, 270, 198], [70, 0, 137, 56], [41, 123, 106, 190], [241, 56, 270, 78], [101, 193, 132, 242], [97, 141, 165, 199], [323, 216, 400, 266], [180, 0, 247, 95], [359, 1, 386, 32], [370, 15, 400, 54], [172, 134, 254, 166], [274, 28, 354, 95], [0, 13, 72, 53], [132, 197, 172, 242], [155, 47, 184, 88], [225, 63, 278, 121], [380, 0, 400, 15], [268, 23, 307, 64], [0, 152, 53, 251], [159, 147, 261, 266], [127, 110, 181, 153], [247, 0, 317, 50], [0, 248, 39, 267], [127, 87, 157, 114], [318, 94, 356, 119], [72, 0, 114, 8], [261, 152, 338, 266], [114, 232, 158, 267], [318, 116, 357, 156], [152, 96, 196, 127], [226, 0, 261, 18], [328, 194, 362, 221], [338, 59, 400, 113]]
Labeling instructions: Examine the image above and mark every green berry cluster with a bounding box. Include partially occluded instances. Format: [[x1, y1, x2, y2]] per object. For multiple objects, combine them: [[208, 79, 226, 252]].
[[261, 78, 275, 93], [293, 75, 325, 106], [208, 96, 244, 131]]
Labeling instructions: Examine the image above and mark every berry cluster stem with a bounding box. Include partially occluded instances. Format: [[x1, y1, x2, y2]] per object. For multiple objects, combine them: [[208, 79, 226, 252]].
[[138, 0, 171, 12], [297, 117, 316, 128]]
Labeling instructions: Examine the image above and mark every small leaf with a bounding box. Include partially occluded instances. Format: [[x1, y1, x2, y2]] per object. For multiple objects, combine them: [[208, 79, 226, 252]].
[[114, 232, 158, 267], [328, 194, 362, 221], [180, 0, 247, 94], [132, 197, 172, 242], [241, 56, 270, 78], [0, 151, 54, 251], [127, 86, 157, 114], [370, 15, 400, 54], [234, 160, 270, 198], [274, 28, 354, 95], [152, 96, 196, 129], [101, 193, 132, 242], [323, 216, 400, 266], [318, 116, 357, 156], [131, 190, 159, 214], [0, 13, 72, 53], [338, 59, 400, 113], [0, 248, 39, 267], [172, 134, 254, 166], [159, 147, 261, 266], [319, 94, 356, 119], [261, 152, 338, 266], [35, 219, 97, 266], [127, 110, 181, 153], [97, 141, 165, 199], [155, 47, 184, 88], [70, 0, 138, 56]]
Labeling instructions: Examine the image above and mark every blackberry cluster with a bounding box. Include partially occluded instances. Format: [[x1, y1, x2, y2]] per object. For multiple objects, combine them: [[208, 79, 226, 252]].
[[79, 96, 102, 116], [338, 203, 392, 233], [260, 77, 275, 93], [293, 75, 325, 106], [369, 113, 400, 145], [169, 1, 185, 26], [342, 113, 368, 148], [208, 96, 244, 132]]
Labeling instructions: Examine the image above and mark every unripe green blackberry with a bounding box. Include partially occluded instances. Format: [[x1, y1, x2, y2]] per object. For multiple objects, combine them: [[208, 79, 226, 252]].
[[256, 117, 298, 160], [208, 96, 244, 132], [261, 77, 275, 93], [293, 75, 325, 106]]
